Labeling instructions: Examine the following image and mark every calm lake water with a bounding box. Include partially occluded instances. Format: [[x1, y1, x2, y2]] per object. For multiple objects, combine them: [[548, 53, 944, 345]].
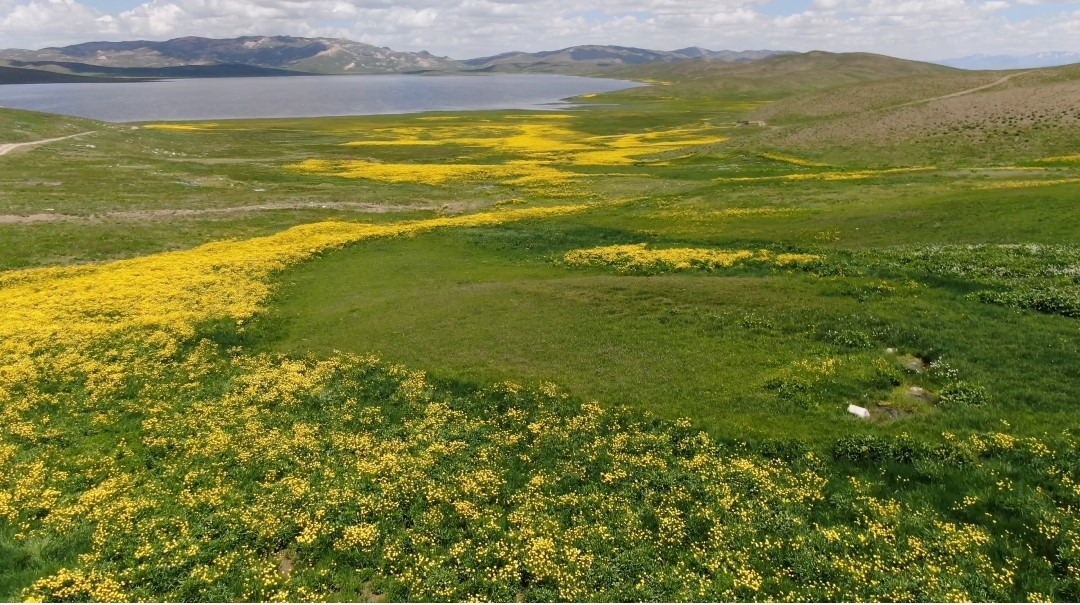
[[0, 74, 643, 122]]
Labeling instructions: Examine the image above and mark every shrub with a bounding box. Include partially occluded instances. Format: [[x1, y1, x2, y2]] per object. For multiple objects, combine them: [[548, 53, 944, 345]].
[[822, 328, 874, 350], [939, 381, 989, 408]]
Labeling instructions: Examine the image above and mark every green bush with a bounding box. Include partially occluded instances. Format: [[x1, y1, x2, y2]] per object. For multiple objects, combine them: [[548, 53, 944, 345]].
[[939, 381, 989, 408]]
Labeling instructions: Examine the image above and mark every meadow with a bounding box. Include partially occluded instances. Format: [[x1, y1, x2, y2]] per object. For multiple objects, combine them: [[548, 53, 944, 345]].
[[1, 55, 1079, 601]]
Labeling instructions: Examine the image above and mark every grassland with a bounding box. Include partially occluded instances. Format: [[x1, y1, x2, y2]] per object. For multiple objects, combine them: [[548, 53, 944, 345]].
[[1, 53, 1079, 601]]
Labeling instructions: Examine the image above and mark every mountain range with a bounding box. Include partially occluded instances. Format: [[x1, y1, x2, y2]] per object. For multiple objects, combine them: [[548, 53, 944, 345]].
[[0, 36, 793, 81], [937, 52, 1080, 70], [463, 46, 792, 72], [0, 36, 460, 75]]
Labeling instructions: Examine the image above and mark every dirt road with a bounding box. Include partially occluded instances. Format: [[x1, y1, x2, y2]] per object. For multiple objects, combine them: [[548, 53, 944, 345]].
[[0, 200, 482, 224], [0, 132, 95, 156], [895, 71, 1033, 108]]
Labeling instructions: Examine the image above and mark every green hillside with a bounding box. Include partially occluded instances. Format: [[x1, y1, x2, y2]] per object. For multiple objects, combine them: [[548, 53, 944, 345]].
[[0, 106, 105, 143], [603, 51, 962, 99]]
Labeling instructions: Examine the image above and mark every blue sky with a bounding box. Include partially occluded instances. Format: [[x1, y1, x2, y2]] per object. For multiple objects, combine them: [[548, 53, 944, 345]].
[[2, 0, 1079, 59]]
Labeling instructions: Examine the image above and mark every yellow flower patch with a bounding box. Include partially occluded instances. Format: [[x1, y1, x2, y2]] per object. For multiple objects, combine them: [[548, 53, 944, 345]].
[[562, 243, 821, 273], [975, 177, 1080, 190], [142, 123, 220, 131], [978, 166, 1048, 171], [650, 206, 799, 220], [0, 205, 587, 367], [1037, 154, 1080, 163], [293, 118, 728, 187], [716, 167, 936, 184], [289, 158, 580, 186], [760, 152, 831, 168]]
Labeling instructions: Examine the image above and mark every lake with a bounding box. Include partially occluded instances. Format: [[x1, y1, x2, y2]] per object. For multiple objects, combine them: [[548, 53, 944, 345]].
[[0, 74, 643, 122]]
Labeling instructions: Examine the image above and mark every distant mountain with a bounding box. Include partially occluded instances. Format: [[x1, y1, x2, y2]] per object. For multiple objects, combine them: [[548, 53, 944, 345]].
[[464, 45, 793, 71], [0, 36, 464, 75], [674, 48, 795, 62], [937, 52, 1080, 70], [0, 37, 795, 79]]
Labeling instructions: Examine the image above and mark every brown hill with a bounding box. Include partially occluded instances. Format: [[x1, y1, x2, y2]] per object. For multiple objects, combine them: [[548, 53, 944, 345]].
[[606, 51, 960, 99], [739, 62, 1080, 164]]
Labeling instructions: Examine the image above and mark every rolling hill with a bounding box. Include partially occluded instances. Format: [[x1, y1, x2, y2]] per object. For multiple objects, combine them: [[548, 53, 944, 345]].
[[0, 36, 464, 75], [0, 105, 104, 142], [0, 63, 136, 84], [463, 45, 791, 72], [0, 36, 794, 78], [604, 51, 962, 99], [736, 61, 1080, 164]]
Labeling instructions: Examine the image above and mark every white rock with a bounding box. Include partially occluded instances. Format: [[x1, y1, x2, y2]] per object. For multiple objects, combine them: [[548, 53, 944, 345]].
[[847, 404, 871, 420]]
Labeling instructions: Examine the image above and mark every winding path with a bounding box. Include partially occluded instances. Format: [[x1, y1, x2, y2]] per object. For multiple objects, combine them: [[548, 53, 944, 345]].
[[894, 71, 1034, 108], [0, 131, 95, 156]]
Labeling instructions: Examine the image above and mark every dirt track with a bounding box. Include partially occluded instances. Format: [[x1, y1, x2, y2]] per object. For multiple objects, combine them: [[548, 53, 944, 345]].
[[0, 200, 480, 224], [895, 71, 1033, 108], [0, 132, 95, 156]]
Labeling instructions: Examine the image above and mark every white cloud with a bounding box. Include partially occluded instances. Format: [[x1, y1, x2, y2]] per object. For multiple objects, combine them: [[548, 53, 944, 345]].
[[0, 0, 109, 47], [0, 0, 1078, 59]]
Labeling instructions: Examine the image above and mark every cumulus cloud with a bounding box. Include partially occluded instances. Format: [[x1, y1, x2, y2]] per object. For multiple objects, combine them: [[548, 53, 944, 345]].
[[0, 0, 113, 47], [0, 0, 1078, 58]]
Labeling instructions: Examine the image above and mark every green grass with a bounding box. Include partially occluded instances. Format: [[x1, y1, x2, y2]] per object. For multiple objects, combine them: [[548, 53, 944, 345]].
[[2, 57, 1080, 600], [0, 107, 102, 143], [258, 216, 1079, 444], [0, 209, 437, 270]]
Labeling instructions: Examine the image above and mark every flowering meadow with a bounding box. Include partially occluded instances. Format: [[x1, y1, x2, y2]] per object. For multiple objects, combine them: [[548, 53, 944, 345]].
[[2, 204, 1080, 601], [3, 67, 1080, 601], [282, 117, 728, 193]]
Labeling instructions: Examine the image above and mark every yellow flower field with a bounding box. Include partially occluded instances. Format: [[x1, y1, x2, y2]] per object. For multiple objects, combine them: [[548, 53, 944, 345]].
[[0, 206, 588, 421], [287, 117, 727, 187], [1038, 154, 1080, 163], [0, 204, 1074, 602], [975, 177, 1080, 190], [716, 166, 936, 184], [563, 243, 821, 273]]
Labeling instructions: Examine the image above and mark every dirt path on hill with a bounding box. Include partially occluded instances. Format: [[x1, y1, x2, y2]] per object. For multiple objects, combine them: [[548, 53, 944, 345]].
[[894, 71, 1034, 108], [0, 132, 96, 156], [0, 200, 481, 224]]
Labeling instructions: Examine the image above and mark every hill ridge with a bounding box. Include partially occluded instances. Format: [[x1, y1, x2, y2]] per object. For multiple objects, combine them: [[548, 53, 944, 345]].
[[1, 36, 794, 76]]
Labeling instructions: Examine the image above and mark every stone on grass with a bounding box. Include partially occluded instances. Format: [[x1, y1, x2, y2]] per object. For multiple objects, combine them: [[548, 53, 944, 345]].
[[902, 356, 928, 373], [847, 404, 871, 420], [907, 386, 939, 403]]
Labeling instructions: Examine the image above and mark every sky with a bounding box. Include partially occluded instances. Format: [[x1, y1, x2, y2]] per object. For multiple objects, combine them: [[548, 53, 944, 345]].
[[1, 0, 1079, 61]]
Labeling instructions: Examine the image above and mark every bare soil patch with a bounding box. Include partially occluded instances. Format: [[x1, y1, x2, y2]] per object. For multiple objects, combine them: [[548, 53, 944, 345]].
[[0, 200, 483, 224]]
